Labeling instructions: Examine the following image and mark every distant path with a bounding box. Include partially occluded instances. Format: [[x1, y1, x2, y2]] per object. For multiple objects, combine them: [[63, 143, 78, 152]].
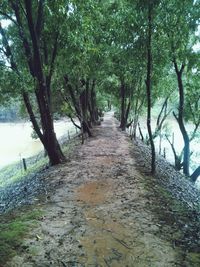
[[7, 112, 178, 267]]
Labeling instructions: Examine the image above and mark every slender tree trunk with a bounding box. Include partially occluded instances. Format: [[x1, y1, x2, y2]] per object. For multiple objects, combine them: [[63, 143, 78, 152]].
[[166, 134, 182, 170], [22, 92, 44, 143], [120, 80, 126, 131], [132, 88, 144, 140], [133, 97, 139, 139], [173, 61, 190, 176], [64, 77, 92, 137], [153, 97, 169, 139], [138, 122, 144, 141], [90, 79, 99, 124], [190, 166, 200, 183], [80, 87, 92, 137], [107, 100, 111, 111], [146, 2, 156, 174], [125, 101, 131, 125], [87, 80, 95, 125]]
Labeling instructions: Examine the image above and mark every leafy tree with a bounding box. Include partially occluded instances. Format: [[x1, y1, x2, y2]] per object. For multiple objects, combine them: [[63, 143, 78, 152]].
[[0, 1, 65, 165], [161, 0, 200, 177]]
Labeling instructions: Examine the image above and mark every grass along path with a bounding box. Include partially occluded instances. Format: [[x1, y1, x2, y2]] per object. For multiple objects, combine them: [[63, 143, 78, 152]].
[[4, 112, 199, 266]]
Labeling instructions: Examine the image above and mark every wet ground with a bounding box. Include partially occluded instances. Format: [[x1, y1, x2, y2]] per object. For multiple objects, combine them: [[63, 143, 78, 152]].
[[5, 113, 200, 267]]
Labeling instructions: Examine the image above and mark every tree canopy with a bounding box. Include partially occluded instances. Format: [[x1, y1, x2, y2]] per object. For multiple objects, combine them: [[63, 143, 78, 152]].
[[0, 0, 199, 180]]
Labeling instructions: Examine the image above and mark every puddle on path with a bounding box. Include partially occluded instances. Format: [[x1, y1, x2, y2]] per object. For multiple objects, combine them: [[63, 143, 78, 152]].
[[75, 179, 176, 267], [76, 180, 113, 205], [76, 180, 137, 266]]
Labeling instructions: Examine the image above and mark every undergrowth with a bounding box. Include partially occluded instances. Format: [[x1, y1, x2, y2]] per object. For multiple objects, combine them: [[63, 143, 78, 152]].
[[0, 209, 43, 266]]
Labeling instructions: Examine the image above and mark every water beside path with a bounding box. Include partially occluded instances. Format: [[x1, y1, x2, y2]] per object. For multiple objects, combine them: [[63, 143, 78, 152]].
[[133, 117, 200, 178], [0, 118, 76, 168]]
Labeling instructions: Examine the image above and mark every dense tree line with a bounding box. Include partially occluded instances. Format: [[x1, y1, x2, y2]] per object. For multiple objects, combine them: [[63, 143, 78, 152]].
[[0, 0, 199, 181]]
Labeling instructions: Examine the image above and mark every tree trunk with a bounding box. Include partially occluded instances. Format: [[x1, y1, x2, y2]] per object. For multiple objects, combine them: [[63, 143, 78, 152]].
[[80, 88, 92, 137], [190, 166, 200, 183], [64, 77, 92, 137], [90, 79, 99, 124], [153, 97, 169, 139], [138, 122, 144, 141], [173, 61, 190, 176], [24, 0, 65, 165], [146, 2, 156, 174], [166, 134, 182, 171], [120, 80, 126, 131], [125, 101, 131, 126], [133, 97, 139, 139], [22, 92, 44, 143], [0, 8, 64, 166]]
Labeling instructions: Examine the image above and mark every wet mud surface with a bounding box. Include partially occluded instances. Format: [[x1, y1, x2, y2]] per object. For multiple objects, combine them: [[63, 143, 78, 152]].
[[5, 113, 200, 267]]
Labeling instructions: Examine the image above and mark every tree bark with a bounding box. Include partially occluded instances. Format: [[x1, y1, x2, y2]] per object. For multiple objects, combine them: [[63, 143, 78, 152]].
[[146, 2, 156, 174], [64, 76, 92, 137], [166, 134, 182, 171], [23, 92, 44, 143], [138, 122, 144, 141], [80, 88, 92, 137], [190, 166, 200, 183], [90, 79, 99, 124], [153, 97, 169, 139], [120, 80, 126, 131], [173, 61, 190, 176], [23, 0, 65, 165]]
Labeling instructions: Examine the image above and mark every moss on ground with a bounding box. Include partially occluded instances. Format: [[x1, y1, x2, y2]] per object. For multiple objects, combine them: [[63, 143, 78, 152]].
[[0, 209, 43, 265]]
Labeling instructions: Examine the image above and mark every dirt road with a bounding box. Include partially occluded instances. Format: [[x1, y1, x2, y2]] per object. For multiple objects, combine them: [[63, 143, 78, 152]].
[[7, 113, 181, 267]]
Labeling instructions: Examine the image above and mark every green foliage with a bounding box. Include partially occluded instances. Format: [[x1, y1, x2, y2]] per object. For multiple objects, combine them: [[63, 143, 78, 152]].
[[185, 70, 200, 124], [0, 209, 43, 265], [0, 0, 199, 168]]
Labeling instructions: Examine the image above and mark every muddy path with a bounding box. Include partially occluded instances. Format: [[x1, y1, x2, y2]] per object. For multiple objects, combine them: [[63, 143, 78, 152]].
[[6, 113, 190, 266]]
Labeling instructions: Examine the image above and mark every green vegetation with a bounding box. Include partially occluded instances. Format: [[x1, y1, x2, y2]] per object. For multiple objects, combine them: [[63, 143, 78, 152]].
[[0, 3, 199, 265], [0, 1, 199, 178], [0, 209, 43, 265], [0, 156, 48, 188]]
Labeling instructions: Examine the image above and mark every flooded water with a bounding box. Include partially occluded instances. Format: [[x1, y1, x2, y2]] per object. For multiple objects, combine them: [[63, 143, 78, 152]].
[[0, 119, 77, 168], [133, 117, 200, 185]]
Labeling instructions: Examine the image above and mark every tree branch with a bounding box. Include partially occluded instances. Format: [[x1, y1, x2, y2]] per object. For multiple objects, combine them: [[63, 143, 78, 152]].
[[0, 11, 18, 25], [173, 111, 179, 122], [69, 116, 81, 130], [0, 23, 18, 72], [180, 63, 185, 74], [46, 31, 59, 90], [23, 92, 44, 143], [24, 0, 44, 81], [35, 0, 44, 38], [190, 166, 200, 183], [10, 0, 34, 76], [165, 134, 182, 170]]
